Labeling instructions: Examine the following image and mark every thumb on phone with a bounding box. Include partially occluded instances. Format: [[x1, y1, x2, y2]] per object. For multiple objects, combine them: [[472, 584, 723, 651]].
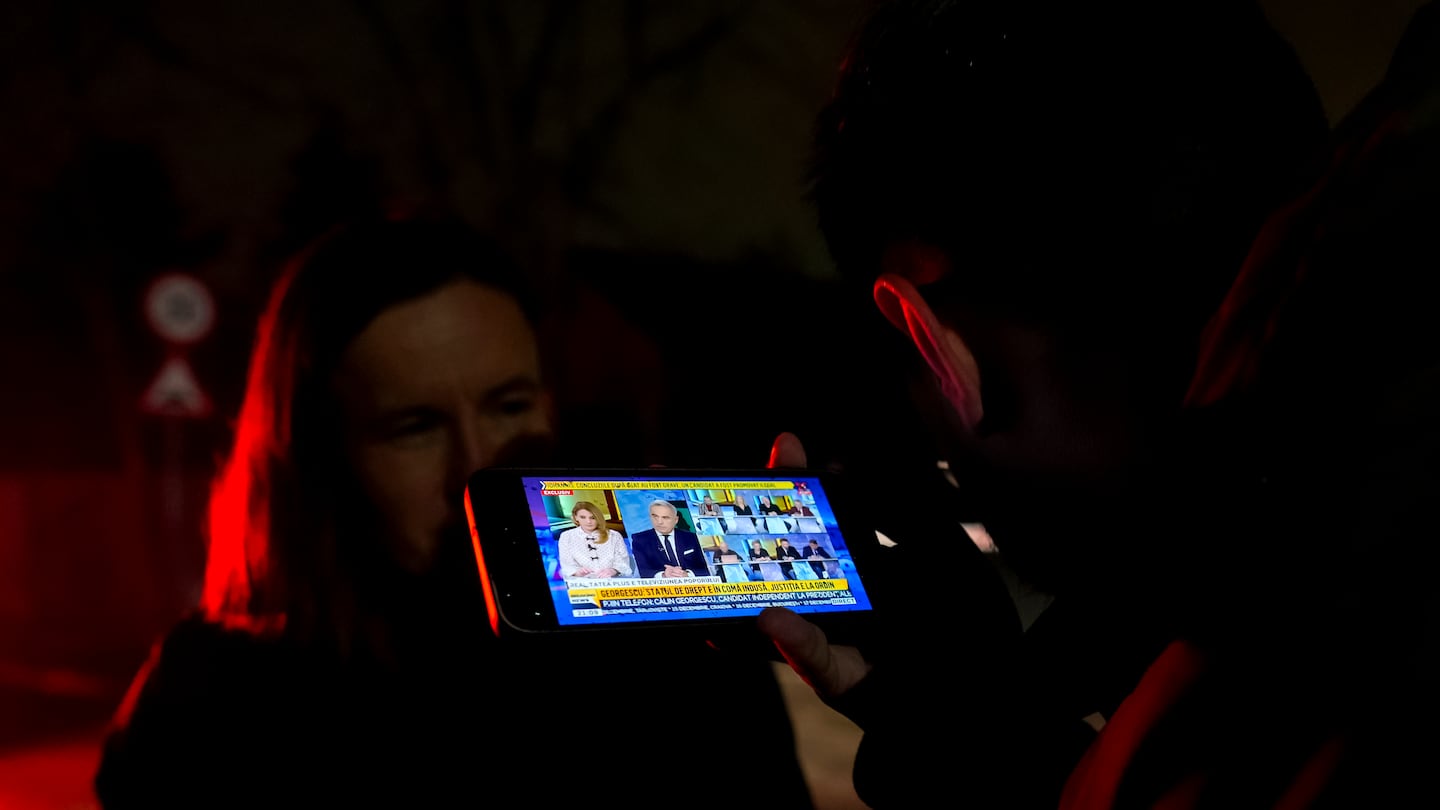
[[767, 431, 807, 469], [757, 606, 871, 700]]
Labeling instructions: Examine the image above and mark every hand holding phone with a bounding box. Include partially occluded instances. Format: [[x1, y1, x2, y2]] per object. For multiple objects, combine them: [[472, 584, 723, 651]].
[[463, 461, 882, 642], [759, 431, 876, 698], [757, 604, 874, 698]]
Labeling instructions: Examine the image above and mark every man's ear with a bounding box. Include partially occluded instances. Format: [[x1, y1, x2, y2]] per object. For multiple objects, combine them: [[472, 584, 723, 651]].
[[873, 243, 984, 432]]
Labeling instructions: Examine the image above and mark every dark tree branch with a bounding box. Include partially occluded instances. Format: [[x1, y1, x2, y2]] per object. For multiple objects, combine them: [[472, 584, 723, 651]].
[[563, 3, 751, 204], [351, 0, 454, 202], [512, 0, 581, 156], [96, 4, 291, 112], [436, 0, 503, 173]]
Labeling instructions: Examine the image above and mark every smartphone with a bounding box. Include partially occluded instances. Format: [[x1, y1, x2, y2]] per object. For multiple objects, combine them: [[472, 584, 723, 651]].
[[463, 467, 882, 640]]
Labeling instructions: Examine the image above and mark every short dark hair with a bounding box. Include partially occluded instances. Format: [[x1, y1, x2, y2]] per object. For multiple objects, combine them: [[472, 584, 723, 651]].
[[811, 0, 1327, 341]]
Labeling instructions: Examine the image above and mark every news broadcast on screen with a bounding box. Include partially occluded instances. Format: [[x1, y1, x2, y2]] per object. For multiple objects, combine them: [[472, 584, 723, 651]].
[[521, 475, 874, 627]]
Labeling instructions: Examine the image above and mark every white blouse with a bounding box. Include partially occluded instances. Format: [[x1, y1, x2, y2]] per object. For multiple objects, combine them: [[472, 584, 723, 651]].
[[556, 528, 632, 578]]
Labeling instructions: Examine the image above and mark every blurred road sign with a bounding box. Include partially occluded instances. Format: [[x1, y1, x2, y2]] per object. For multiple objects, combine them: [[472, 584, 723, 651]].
[[140, 356, 212, 418], [144, 273, 215, 346]]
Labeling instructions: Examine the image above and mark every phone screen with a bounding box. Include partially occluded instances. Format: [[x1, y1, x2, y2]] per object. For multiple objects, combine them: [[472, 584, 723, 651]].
[[515, 473, 875, 627]]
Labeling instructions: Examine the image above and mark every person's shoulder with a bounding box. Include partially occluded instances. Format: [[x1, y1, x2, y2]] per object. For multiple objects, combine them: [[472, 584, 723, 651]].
[[153, 610, 279, 661], [120, 612, 291, 709], [99, 609, 410, 807], [96, 611, 299, 798]]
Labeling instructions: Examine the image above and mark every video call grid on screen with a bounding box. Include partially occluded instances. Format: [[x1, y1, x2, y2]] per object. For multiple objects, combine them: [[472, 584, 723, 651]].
[[521, 475, 874, 627]]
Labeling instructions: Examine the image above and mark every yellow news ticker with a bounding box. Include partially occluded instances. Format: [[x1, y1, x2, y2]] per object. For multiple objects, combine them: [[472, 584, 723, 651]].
[[541, 481, 796, 490], [568, 579, 848, 604]]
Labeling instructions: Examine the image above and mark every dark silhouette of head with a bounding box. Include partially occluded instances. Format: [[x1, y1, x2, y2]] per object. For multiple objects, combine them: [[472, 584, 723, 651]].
[[810, 0, 1330, 591]]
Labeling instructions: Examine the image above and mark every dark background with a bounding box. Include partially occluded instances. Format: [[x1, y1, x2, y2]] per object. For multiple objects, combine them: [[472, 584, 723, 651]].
[[0, 1, 1427, 805]]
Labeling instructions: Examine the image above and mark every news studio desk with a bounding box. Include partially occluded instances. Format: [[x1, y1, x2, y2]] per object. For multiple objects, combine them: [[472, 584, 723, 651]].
[[719, 559, 841, 582]]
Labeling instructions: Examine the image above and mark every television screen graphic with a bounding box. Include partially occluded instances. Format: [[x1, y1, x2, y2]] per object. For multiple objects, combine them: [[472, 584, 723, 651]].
[[520, 475, 873, 627]]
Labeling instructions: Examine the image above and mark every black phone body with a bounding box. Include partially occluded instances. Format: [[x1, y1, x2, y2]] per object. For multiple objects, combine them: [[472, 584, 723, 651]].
[[464, 467, 881, 638]]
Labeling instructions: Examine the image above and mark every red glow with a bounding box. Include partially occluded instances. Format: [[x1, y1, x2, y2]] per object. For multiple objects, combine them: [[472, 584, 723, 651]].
[[872, 272, 983, 431], [1059, 640, 1206, 809], [107, 644, 160, 732], [0, 661, 115, 699], [1060, 640, 1349, 807], [198, 257, 306, 621], [1184, 186, 1322, 408], [0, 736, 104, 810], [1186, 110, 1409, 408], [1273, 735, 1346, 810], [463, 487, 501, 638], [199, 449, 257, 619]]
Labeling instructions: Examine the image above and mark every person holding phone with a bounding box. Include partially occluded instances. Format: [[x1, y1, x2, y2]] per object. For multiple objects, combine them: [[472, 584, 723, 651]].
[[556, 500, 630, 579], [749, 0, 1438, 807], [95, 216, 814, 808], [630, 500, 709, 578]]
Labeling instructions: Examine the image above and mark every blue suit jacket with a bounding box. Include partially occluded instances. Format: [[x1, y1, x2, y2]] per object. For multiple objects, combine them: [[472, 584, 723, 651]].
[[630, 528, 710, 578]]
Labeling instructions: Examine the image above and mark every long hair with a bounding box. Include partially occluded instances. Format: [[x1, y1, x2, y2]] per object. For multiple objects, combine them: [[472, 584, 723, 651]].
[[569, 500, 611, 543], [200, 216, 536, 650]]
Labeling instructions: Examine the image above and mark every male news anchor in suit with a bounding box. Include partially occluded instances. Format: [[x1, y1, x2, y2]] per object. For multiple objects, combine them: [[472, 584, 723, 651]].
[[801, 538, 833, 579], [631, 500, 711, 578]]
